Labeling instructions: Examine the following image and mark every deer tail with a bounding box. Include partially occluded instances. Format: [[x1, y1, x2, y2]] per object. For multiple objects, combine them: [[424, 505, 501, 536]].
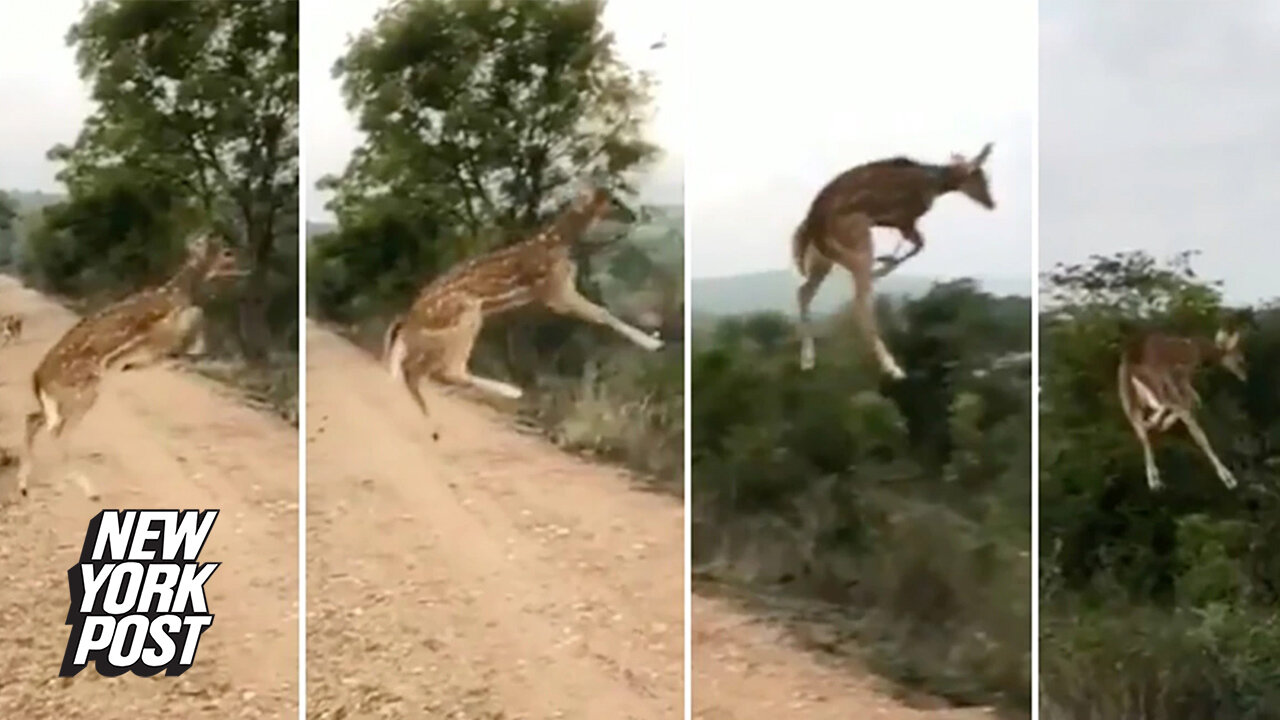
[[1117, 353, 1139, 428], [383, 316, 407, 382], [24, 372, 48, 453], [792, 216, 816, 278]]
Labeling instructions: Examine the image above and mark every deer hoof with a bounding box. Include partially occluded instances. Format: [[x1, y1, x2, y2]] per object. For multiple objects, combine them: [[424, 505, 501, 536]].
[[873, 259, 901, 278], [1146, 469, 1163, 491], [1219, 468, 1238, 489], [799, 339, 816, 370]]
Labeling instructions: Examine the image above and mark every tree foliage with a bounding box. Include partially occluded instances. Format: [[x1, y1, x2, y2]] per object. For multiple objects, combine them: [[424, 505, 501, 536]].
[[311, 0, 658, 325], [35, 0, 299, 357], [0, 192, 14, 232], [1040, 251, 1280, 718]]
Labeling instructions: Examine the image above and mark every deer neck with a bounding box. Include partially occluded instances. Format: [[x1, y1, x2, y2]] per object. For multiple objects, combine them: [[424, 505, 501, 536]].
[[923, 163, 963, 194], [547, 202, 603, 244], [1191, 335, 1225, 366], [161, 256, 208, 303]]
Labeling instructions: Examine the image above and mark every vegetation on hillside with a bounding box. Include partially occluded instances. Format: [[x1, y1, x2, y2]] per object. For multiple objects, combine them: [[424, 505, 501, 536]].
[[7, 0, 299, 422], [692, 279, 1032, 713], [307, 0, 682, 489], [1040, 250, 1280, 720]]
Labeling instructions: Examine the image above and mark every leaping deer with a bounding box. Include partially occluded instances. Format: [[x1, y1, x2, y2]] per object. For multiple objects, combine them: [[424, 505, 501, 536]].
[[384, 186, 663, 418], [793, 144, 997, 377], [0, 313, 22, 346], [15, 231, 242, 499], [1118, 326, 1246, 491]]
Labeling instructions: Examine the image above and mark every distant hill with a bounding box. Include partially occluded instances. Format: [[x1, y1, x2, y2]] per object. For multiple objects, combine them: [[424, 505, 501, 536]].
[[4, 189, 65, 212], [306, 220, 336, 242], [692, 268, 1030, 317]]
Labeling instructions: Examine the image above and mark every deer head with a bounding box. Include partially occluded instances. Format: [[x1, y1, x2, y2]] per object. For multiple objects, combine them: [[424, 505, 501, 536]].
[[575, 185, 638, 225], [187, 231, 245, 280], [1214, 327, 1247, 381], [948, 142, 996, 210]]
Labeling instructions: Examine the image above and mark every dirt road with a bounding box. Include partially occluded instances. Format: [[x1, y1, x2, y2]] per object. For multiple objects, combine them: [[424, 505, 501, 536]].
[[0, 275, 299, 719], [304, 323, 684, 719], [693, 592, 1000, 720]]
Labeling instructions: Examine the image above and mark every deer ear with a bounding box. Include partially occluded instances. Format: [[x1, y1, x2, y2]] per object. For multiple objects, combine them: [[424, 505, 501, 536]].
[[972, 142, 993, 167]]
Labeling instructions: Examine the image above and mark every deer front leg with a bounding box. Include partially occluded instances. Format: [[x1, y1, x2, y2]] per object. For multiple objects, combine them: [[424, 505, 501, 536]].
[[541, 270, 663, 352], [1174, 410, 1238, 489], [874, 226, 924, 279]]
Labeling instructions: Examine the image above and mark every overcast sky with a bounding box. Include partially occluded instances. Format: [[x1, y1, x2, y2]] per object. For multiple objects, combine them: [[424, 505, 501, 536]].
[[687, 0, 1034, 281], [303, 0, 684, 222], [1041, 0, 1280, 304], [0, 1, 91, 193]]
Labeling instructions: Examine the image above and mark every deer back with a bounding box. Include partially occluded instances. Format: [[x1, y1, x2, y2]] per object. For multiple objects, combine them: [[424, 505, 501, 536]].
[[36, 289, 187, 384], [1128, 333, 1212, 372], [802, 158, 956, 236]]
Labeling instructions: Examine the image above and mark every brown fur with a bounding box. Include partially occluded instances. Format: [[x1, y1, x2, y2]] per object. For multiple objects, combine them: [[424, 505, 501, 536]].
[[0, 313, 22, 345], [16, 232, 242, 498], [794, 144, 996, 377], [385, 185, 662, 419], [1118, 328, 1246, 491]]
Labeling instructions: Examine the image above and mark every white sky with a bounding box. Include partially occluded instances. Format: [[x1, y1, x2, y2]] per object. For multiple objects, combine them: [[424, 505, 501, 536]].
[[302, 0, 685, 222], [0, 0, 92, 192], [687, 0, 1034, 280], [1040, 0, 1280, 304], [4, 1, 1038, 289]]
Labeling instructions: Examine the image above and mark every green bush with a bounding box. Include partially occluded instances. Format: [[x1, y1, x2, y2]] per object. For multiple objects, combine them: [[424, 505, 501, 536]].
[[692, 279, 1031, 714], [1040, 251, 1280, 718]]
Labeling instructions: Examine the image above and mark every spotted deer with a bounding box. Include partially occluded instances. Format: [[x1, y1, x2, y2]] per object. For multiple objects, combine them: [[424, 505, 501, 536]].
[[1, 313, 22, 346], [1118, 326, 1246, 491], [383, 186, 662, 418], [15, 231, 242, 498], [793, 143, 996, 377]]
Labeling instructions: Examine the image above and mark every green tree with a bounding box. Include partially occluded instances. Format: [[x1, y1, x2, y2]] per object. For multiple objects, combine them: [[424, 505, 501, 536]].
[[0, 192, 15, 267], [0, 192, 14, 231], [50, 0, 299, 359], [312, 0, 658, 322]]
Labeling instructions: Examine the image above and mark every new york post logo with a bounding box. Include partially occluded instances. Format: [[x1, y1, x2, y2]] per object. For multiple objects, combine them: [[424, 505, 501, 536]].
[[60, 509, 219, 678]]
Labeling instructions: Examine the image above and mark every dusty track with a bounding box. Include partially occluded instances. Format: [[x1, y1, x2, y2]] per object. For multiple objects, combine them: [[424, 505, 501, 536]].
[[0, 275, 299, 719], [304, 323, 684, 718], [693, 592, 999, 719]]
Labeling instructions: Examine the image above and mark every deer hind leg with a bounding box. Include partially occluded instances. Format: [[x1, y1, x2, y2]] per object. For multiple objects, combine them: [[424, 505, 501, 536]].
[[1130, 376, 1168, 430], [398, 353, 432, 417], [539, 260, 663, 352], [796, 251, 832, 371], [434, 301, 524, 400], [1121, 373, 1164, 490], [1172, 410, 1238, 489], [20, 382, 100, 500], [829, 215, 905, 380]]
